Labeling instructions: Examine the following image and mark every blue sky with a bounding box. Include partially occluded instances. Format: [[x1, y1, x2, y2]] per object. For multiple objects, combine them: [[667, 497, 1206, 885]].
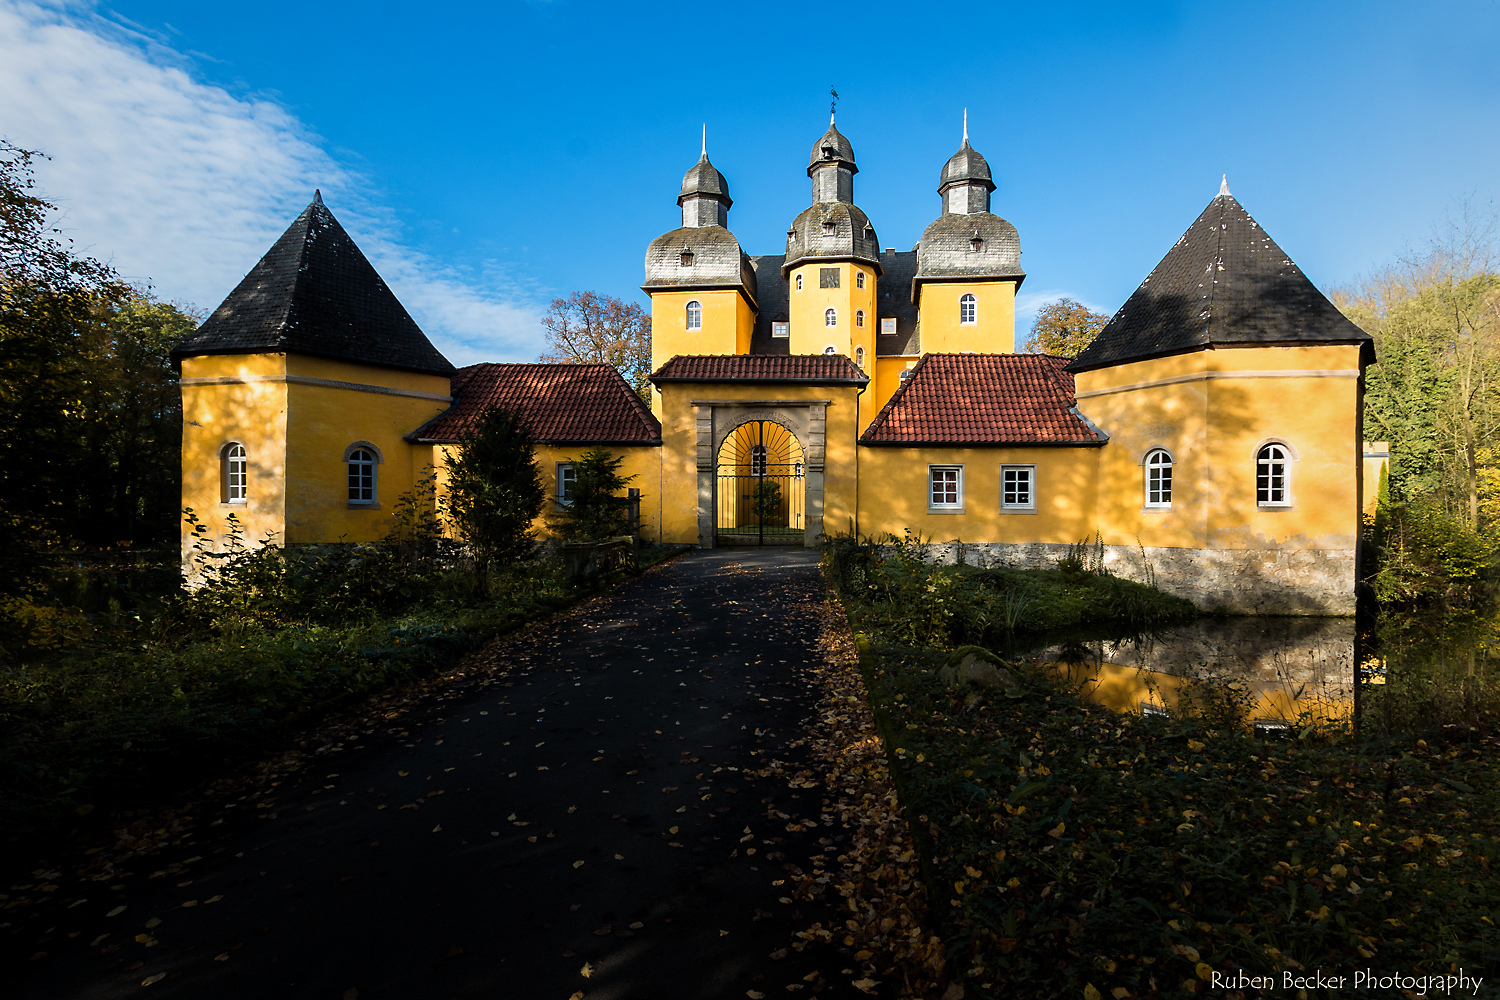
[[1, 0, 1496, 364]]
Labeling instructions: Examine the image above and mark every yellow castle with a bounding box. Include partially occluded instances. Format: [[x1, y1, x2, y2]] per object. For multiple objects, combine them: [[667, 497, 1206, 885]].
[[174, 116, 1377, 615]]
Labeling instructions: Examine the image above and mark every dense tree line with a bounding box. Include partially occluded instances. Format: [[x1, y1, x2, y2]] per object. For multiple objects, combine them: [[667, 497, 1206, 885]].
[[1, 140, 195, 593]]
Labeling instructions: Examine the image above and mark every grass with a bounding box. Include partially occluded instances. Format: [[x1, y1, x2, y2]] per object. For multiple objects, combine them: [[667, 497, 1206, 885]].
[[0, 542, 687, 864], [855, 641, 1500, 997]]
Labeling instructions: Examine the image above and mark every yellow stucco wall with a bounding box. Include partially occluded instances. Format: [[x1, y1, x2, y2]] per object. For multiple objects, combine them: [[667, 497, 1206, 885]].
[[1074, 344, 1364, 552], [655, 382, 863, 545], [856, 446, 1101, 542], [431, 442, 664, 543], [179, 353, 451, 561], [648, 289, 753, 371], [870, 356, 920, 425], [786, 262, 876, 362], [915, 279, 1017, 354]]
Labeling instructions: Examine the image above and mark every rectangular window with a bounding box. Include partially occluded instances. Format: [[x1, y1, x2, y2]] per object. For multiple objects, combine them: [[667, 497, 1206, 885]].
[[929, 466, 962, 511], [881, 317, 897, 335], [819, 267, 840, 288], [557, 463, 576, 506], [771, 321, 789, 338], [1001, 465, 1035, 510]]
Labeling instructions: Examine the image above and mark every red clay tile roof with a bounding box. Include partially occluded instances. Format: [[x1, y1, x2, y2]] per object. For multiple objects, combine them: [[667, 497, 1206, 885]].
[[860, 354, 1107, 446], [651, 354, 868, 383], [410, 363, 661, 444]]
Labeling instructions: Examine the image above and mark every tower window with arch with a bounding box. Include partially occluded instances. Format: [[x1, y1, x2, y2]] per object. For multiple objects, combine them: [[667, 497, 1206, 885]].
[[1257, 444, 1291, 506], [959, 294, 977, 325], [685, 300, 702, 331], [795, 274, 803, 291], [1144, 449, 1173, 508], [348, 446, 377, 504], [855, 346, 866, 369], [824, 308, 837, 327], [856, 271, 866, 290], [855, 309, 865, 328], [221, 442, 246, 503]]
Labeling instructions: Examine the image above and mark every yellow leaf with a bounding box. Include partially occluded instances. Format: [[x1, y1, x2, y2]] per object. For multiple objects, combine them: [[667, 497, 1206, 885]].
[[1196, 962, 1214, 981], [573, 860, 585, 869], [747, 992, 766, 999], [804, 971, 819, 981], [1047, 822, 1066, 838], [669, 826, 679, 834], [1112, 989, 1131, 999], [1083, 985, 1102, 1000], [213, 953, 229, 962], [106, 905, 126, 917], [1329, 864, 1347, 878], [141, 973, 166, 986], [570, 994, 585, 1000], [1186, 739, 1205, 752], [398, 771, 409, 777], [580, 962, 593, 978]]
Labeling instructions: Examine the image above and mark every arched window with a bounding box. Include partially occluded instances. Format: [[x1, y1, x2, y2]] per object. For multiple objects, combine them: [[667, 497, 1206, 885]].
[[221, 443, 247, 503], [959, 294, 977, 325], [348, 447, 377, 504], [823, 345, 838, 355], [855, 346, 866, 369], [750, 444, 767, 477], [855, 309, 865, 328], [1144, 449, 1173, 508], [1257, 444, 1291, 506], [824, 308, 837, 327], [685, 300, 702, 331], [795, 274, 803, 291], [856, 272, 866, 290]]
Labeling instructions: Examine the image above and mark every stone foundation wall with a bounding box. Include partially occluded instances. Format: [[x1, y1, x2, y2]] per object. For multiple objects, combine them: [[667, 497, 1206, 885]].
[[908, 541, 1356, 616]]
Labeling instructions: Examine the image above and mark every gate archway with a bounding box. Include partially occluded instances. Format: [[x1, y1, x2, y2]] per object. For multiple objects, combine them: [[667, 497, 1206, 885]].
[[715, 420, 806, 546]]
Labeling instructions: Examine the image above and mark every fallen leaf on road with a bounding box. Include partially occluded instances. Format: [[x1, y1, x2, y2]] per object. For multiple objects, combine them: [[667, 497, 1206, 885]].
[[628, 921, 643, 929], [580, 962, 594, 978], [344, 989, 359, 1000], [141, 973, 165, 985], [569, 993, 585, 1000], [769, 949, 788, 960], [747, 992, 765, 999], [144, 917, 161, 928], [432, 825, 442, 833], [669, 826, 679, 834], [573, 860, 585, 868], [106, 905, 126, 917], [851, 980, 878, 993], [614, 854, 624, 860], [214, 953, 229, 961], [204, 895, 223, 903], [398, 771, 408, 777]]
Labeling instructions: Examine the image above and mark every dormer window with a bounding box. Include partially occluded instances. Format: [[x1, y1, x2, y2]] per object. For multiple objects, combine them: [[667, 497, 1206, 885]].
[[680, 247, 694, 266], [863, 224, 875, 241], [881, 318, 897, 336], [787, 228, 796, 244], [969, 231, 984, 252], [822, 220, 836, 236], [821, 144, 836, 160]]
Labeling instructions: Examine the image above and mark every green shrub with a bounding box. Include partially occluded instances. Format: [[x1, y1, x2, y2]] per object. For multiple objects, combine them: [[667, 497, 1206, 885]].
[[553, 447, 638, 541]]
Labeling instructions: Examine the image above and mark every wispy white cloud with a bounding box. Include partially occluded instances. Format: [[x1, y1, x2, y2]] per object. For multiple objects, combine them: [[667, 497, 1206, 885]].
[[0, 0, 544, 363]]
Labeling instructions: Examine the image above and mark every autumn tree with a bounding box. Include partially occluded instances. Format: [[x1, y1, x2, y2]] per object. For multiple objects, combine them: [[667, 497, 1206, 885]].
[[539, 291, 652, 401], [1022, 298, 1111, 357]]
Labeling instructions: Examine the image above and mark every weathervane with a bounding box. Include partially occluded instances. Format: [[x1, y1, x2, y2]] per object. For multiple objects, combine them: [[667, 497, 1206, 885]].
[[830, 85, 839, 123]]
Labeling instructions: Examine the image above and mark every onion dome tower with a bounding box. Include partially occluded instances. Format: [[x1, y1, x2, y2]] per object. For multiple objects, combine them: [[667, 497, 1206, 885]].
[[782, 114, 881, 276], [642, 129, 757, 377], [912, 114, 1026, 352]]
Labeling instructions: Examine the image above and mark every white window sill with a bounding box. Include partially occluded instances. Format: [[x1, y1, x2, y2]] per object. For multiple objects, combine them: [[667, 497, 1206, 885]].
[[1001, 507, 1037, 515], [928, 506, 965, 515], [1257, 504, 1295, 511], [348, 502, 381, 510], [219, 501, 246, 508], [1142, 505, 1171, 513]]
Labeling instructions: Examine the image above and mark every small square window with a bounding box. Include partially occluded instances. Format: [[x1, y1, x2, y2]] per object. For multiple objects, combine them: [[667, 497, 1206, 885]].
[[929, 466, 962, 511], [1002, 465, 1035, 510], [881, 317, 897, 336], [819, 267, 840, 288], [771, 321, 789, 338]]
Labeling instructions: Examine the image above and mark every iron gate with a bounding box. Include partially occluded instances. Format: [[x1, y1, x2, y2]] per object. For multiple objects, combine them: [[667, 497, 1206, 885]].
[[716, 420, 805, 546]]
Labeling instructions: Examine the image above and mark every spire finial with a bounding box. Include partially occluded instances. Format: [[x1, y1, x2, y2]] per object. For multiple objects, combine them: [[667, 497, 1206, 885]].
[[962, 108, 968, 144], [830, 85, 839, 124], [313, 189, 323, 206], [1219, 174, 1231, 197], [701, 123, 706, 157]]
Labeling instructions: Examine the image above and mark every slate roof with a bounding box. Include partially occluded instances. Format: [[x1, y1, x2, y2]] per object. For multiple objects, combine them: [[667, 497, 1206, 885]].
[[642, 226, 757, 300], [861, 354, 1107, 446], [409, 363, 661, 444], [679, 152, 731, 205], [939, 140, 994, 192], [173, 193, 454, 376], [915, 212, 1025, 285], [747, 255, 791, 355], [1068, 186, 1372, 373], [783, 201, 882, 273], [875, 250, 920, 355], [651, 354, 868, 384], [807, 120, 857, 173]]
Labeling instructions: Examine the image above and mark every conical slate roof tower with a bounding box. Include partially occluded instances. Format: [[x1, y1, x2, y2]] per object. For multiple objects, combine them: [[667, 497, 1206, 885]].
[[174, 192, 453, 376], [1068, 179, 1370, 373]]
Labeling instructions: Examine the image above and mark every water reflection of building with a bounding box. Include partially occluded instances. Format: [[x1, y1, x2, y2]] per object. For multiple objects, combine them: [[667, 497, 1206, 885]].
[[1025, 617, 1356, 725]]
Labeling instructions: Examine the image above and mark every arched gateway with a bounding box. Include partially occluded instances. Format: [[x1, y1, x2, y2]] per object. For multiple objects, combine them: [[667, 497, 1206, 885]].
[[715, 418, 807, 545]]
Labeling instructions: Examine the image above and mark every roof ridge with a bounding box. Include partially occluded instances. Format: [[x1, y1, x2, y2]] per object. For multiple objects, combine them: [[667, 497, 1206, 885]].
[[1203, 193, 1226, 341]]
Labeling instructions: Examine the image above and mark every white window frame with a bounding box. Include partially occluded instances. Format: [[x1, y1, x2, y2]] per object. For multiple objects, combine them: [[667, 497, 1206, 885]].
[[856, 271, 866, 290], [345, 443, 380, 506], [1001, 464, 1036, 512], [959, 293, 977, 326], [824, 307, 837, 327], [749, 444, 767, 477], [855, 346, 866, 369], [928, 465, 963, 512], [771, 321, 789, 339], [685, 299, 702, 331], [1256, 442, 1293, 508], [1143, 448, 1173, 509], [221, 442, 247, 504], [823, 345, 838, 355], [881, 317, 896, 335], [557, 462, 577, 507], [855, 309, 865, 328]]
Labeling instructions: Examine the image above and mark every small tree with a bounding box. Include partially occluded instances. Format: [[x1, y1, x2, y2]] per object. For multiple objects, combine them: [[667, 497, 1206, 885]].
[[442, 407, 545, 594], [539, 292, 653, 402], [1023, 297, 1111, 357], [555, 448, 636, 541], [751, 479, 782, 525]]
